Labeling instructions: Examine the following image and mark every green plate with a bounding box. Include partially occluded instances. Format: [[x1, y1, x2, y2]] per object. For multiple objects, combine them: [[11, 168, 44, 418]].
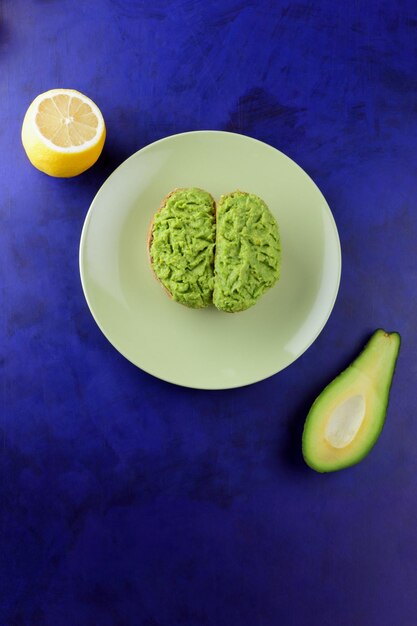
[[80, 131, 341, 389]]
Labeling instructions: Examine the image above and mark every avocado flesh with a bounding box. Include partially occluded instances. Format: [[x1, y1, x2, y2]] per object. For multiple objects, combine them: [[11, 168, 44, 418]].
[[302, 329, 401, 472]]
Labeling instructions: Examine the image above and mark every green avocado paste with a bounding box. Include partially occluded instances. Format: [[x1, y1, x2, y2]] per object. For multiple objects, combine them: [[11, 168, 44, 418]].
[[213, 191, 281, 312], [150, 188, 216, 308]]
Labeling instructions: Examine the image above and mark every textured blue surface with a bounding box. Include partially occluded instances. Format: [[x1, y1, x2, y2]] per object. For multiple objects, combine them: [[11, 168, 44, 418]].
[[2, 1, 417, 624]]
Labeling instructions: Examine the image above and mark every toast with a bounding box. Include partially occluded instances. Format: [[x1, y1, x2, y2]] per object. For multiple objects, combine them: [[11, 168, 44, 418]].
[[213, 191, 281, 312], [148, 188, 216, 308]]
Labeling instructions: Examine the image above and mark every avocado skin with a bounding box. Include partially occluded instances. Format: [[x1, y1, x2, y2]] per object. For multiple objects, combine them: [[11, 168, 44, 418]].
[[302, 329, 401, 473]]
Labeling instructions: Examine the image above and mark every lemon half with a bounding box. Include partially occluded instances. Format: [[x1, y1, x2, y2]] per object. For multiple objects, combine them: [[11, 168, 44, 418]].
[[22, 89, 106, 177]]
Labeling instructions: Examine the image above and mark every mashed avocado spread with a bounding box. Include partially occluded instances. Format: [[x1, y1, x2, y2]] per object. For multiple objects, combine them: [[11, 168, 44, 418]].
[[213, 191, 281, 312], [150, 188, 216, 308]]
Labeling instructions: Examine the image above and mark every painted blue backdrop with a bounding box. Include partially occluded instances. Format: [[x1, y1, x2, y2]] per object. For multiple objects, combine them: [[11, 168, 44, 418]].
[[2, 1, 417, 625]]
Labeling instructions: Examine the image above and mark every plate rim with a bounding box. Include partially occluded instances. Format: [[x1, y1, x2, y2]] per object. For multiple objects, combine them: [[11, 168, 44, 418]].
[[79, 130, 342, 390]]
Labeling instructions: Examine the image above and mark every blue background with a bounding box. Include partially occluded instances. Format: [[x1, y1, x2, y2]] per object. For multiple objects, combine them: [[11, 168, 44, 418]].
[[2, 1, 417, 624]]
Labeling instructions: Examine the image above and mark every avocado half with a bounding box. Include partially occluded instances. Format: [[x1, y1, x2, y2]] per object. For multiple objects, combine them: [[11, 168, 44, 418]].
[[302, 329, 401, 472]]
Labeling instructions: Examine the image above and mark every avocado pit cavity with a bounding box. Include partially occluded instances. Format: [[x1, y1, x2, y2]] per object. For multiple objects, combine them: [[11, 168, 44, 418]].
[[325, 394, 366, 449]]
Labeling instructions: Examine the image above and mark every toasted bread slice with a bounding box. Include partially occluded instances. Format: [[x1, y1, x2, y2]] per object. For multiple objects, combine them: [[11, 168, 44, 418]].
[[148, 188, 216, 308], [147, 189, 181, 301], [213, 191, 281, 312]]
